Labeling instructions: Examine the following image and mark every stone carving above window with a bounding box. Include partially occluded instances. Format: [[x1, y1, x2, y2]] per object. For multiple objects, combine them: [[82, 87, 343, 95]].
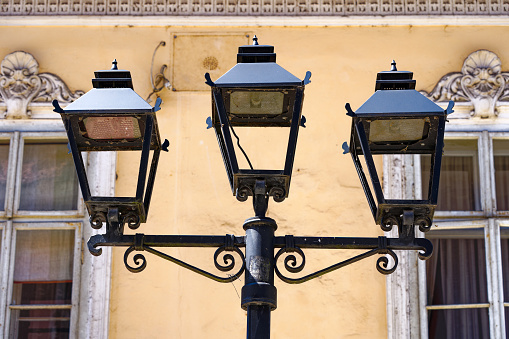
[[1, 0, 508, 16], [0, 51, 83, 119], [421, 50, 509, 119]]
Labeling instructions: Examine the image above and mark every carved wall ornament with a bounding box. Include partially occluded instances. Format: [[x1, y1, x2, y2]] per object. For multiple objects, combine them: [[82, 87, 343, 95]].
[[421, 50, 509, 119], [0, 51, 84, 119]]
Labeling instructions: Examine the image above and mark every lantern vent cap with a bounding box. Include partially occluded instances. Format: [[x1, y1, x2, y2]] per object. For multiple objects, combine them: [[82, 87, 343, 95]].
[[92, 59, 134, 89], [375, 60, 416, 91], [237, 35, 276, 63]]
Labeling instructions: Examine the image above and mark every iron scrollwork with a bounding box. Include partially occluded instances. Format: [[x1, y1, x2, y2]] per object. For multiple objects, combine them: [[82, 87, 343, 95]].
[[274, 235, 432, 284], [91, 233, 246, 283]]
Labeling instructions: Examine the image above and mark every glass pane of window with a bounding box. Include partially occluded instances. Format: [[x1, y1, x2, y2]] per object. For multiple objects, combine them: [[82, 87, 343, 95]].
[[19, 141, 78, 211], [10, 229, 74, 338], [428, 308, 489, 339], [0, 140, 10, 211], [499, 228, 509, 332], [426, 235, 489, 338], [10, 308, 70, 339], [422, 139, 480, 211], [426, 237, 488, 306], [493, 139, 509, 211]]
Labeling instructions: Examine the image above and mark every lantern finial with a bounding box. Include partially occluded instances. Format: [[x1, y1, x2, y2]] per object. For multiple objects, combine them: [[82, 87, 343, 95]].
[[111, 59, 118, 70], [390, 60, 397, 71], [253, 35, 259, 45]]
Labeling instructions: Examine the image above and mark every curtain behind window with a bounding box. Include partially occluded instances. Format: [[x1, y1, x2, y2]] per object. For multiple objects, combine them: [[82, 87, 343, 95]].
[[422, 156, 479, 211], [19, 142, 78, 211], [426, 236, 489, 338], [0, 142, 9, 211]]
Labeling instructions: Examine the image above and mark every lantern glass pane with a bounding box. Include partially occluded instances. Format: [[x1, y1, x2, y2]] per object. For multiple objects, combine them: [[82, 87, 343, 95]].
[[83, 117, 142, 140], [369, 118, 426, 143], [230, 91, 284, 115]]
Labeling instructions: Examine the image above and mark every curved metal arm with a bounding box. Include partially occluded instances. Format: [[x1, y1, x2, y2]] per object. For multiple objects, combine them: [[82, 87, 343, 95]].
[[274, 235, 433, 284], [88, 233, 246, 282], [124, 244, 245, 283]]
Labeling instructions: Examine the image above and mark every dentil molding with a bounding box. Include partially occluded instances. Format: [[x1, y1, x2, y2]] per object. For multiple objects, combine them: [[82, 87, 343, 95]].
[[1, 0, 508, 16]]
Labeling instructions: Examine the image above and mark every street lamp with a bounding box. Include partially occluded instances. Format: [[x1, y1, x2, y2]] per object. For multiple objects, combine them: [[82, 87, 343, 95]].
[[55, 39, 442, 339]]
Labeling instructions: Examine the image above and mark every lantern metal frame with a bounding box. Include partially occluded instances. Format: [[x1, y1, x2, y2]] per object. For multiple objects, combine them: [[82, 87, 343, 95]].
[[205, 36, 311, 202], [60, 45, 444, 339], [53, 61, 162, 230], [346, 62, 453, 234]]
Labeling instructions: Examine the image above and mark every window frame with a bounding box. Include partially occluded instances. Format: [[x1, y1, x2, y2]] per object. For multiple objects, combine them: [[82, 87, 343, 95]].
[[5, 222, 82, 339], [0, 121, 116, 339], [13, 132, 86, 218], [416, 130, 508, 338]]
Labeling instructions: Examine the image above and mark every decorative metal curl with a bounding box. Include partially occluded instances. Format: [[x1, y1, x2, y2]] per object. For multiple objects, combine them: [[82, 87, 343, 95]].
[[416, 216, 432, 233], [121, 243, 246, 283], [124, 246, 148, 273], [275, 239, 404, 284], [214, 245, 246, 275], [124, 212, 141, 230], [381, 215, 399, 232], [269, 187, 286, 203], [236, 186, 252, 202], [274, 246, 308, 283], [375, 249, 398, 275], [90, 212, 106, 229]]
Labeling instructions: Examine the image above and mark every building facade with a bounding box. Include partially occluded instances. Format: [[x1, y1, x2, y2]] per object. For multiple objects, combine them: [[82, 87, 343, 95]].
[[1, 1, 509, 338]]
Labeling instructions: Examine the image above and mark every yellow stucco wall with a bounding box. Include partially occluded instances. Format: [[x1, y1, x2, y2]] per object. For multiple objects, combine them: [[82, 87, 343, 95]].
[[2, 23, 509, 338]]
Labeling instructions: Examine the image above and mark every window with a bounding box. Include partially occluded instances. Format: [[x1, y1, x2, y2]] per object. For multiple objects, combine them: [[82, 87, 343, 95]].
[[420, 133, 509, 338], [0, 132, 83, 338]]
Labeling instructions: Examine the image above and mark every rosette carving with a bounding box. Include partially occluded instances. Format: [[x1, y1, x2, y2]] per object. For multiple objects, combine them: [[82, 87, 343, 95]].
[[422, 50, 509, 119], [0, 51, 83, 119]]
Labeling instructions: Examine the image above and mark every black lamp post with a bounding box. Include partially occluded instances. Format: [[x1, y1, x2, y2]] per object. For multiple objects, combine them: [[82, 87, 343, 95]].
[[55, 40, 443, 339]]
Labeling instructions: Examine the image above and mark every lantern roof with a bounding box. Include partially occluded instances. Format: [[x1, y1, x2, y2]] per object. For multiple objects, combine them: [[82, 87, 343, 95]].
[[61, 59, 157, 114], [354, 89, 446, 117], [213, 35, 303, 88], [62, 88, 154, 114]]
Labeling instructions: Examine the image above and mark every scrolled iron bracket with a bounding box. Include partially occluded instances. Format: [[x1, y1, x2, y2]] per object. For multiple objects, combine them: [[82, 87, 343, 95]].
[[88, 232, 246, 283], [274, 235, 432, 284]]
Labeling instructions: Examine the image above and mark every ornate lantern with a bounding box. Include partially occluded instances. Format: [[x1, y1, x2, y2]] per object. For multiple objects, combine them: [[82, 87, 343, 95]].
[[206, 36, 311, 203], [346, 61, 453, 232], [53, 60, 162, 230]]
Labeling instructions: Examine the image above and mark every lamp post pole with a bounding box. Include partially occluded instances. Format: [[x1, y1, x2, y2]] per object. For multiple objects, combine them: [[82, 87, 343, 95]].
[[243, 183, 276, 338]]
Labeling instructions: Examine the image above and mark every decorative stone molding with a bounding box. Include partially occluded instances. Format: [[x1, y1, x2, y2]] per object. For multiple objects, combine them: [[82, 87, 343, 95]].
[[1, 0, 509, 16], [421, 50, 509, 119], [0, 51, 83, 119]]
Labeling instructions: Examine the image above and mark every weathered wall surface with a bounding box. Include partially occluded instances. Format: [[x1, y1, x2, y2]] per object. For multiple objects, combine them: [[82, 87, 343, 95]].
[[1, 23, 508, 338]]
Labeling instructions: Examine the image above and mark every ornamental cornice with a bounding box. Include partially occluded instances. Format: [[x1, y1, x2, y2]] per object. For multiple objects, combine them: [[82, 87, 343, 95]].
[[0, 51, 84, 119], [421, 50, 509, 120], [1, 0, 508, 16]]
